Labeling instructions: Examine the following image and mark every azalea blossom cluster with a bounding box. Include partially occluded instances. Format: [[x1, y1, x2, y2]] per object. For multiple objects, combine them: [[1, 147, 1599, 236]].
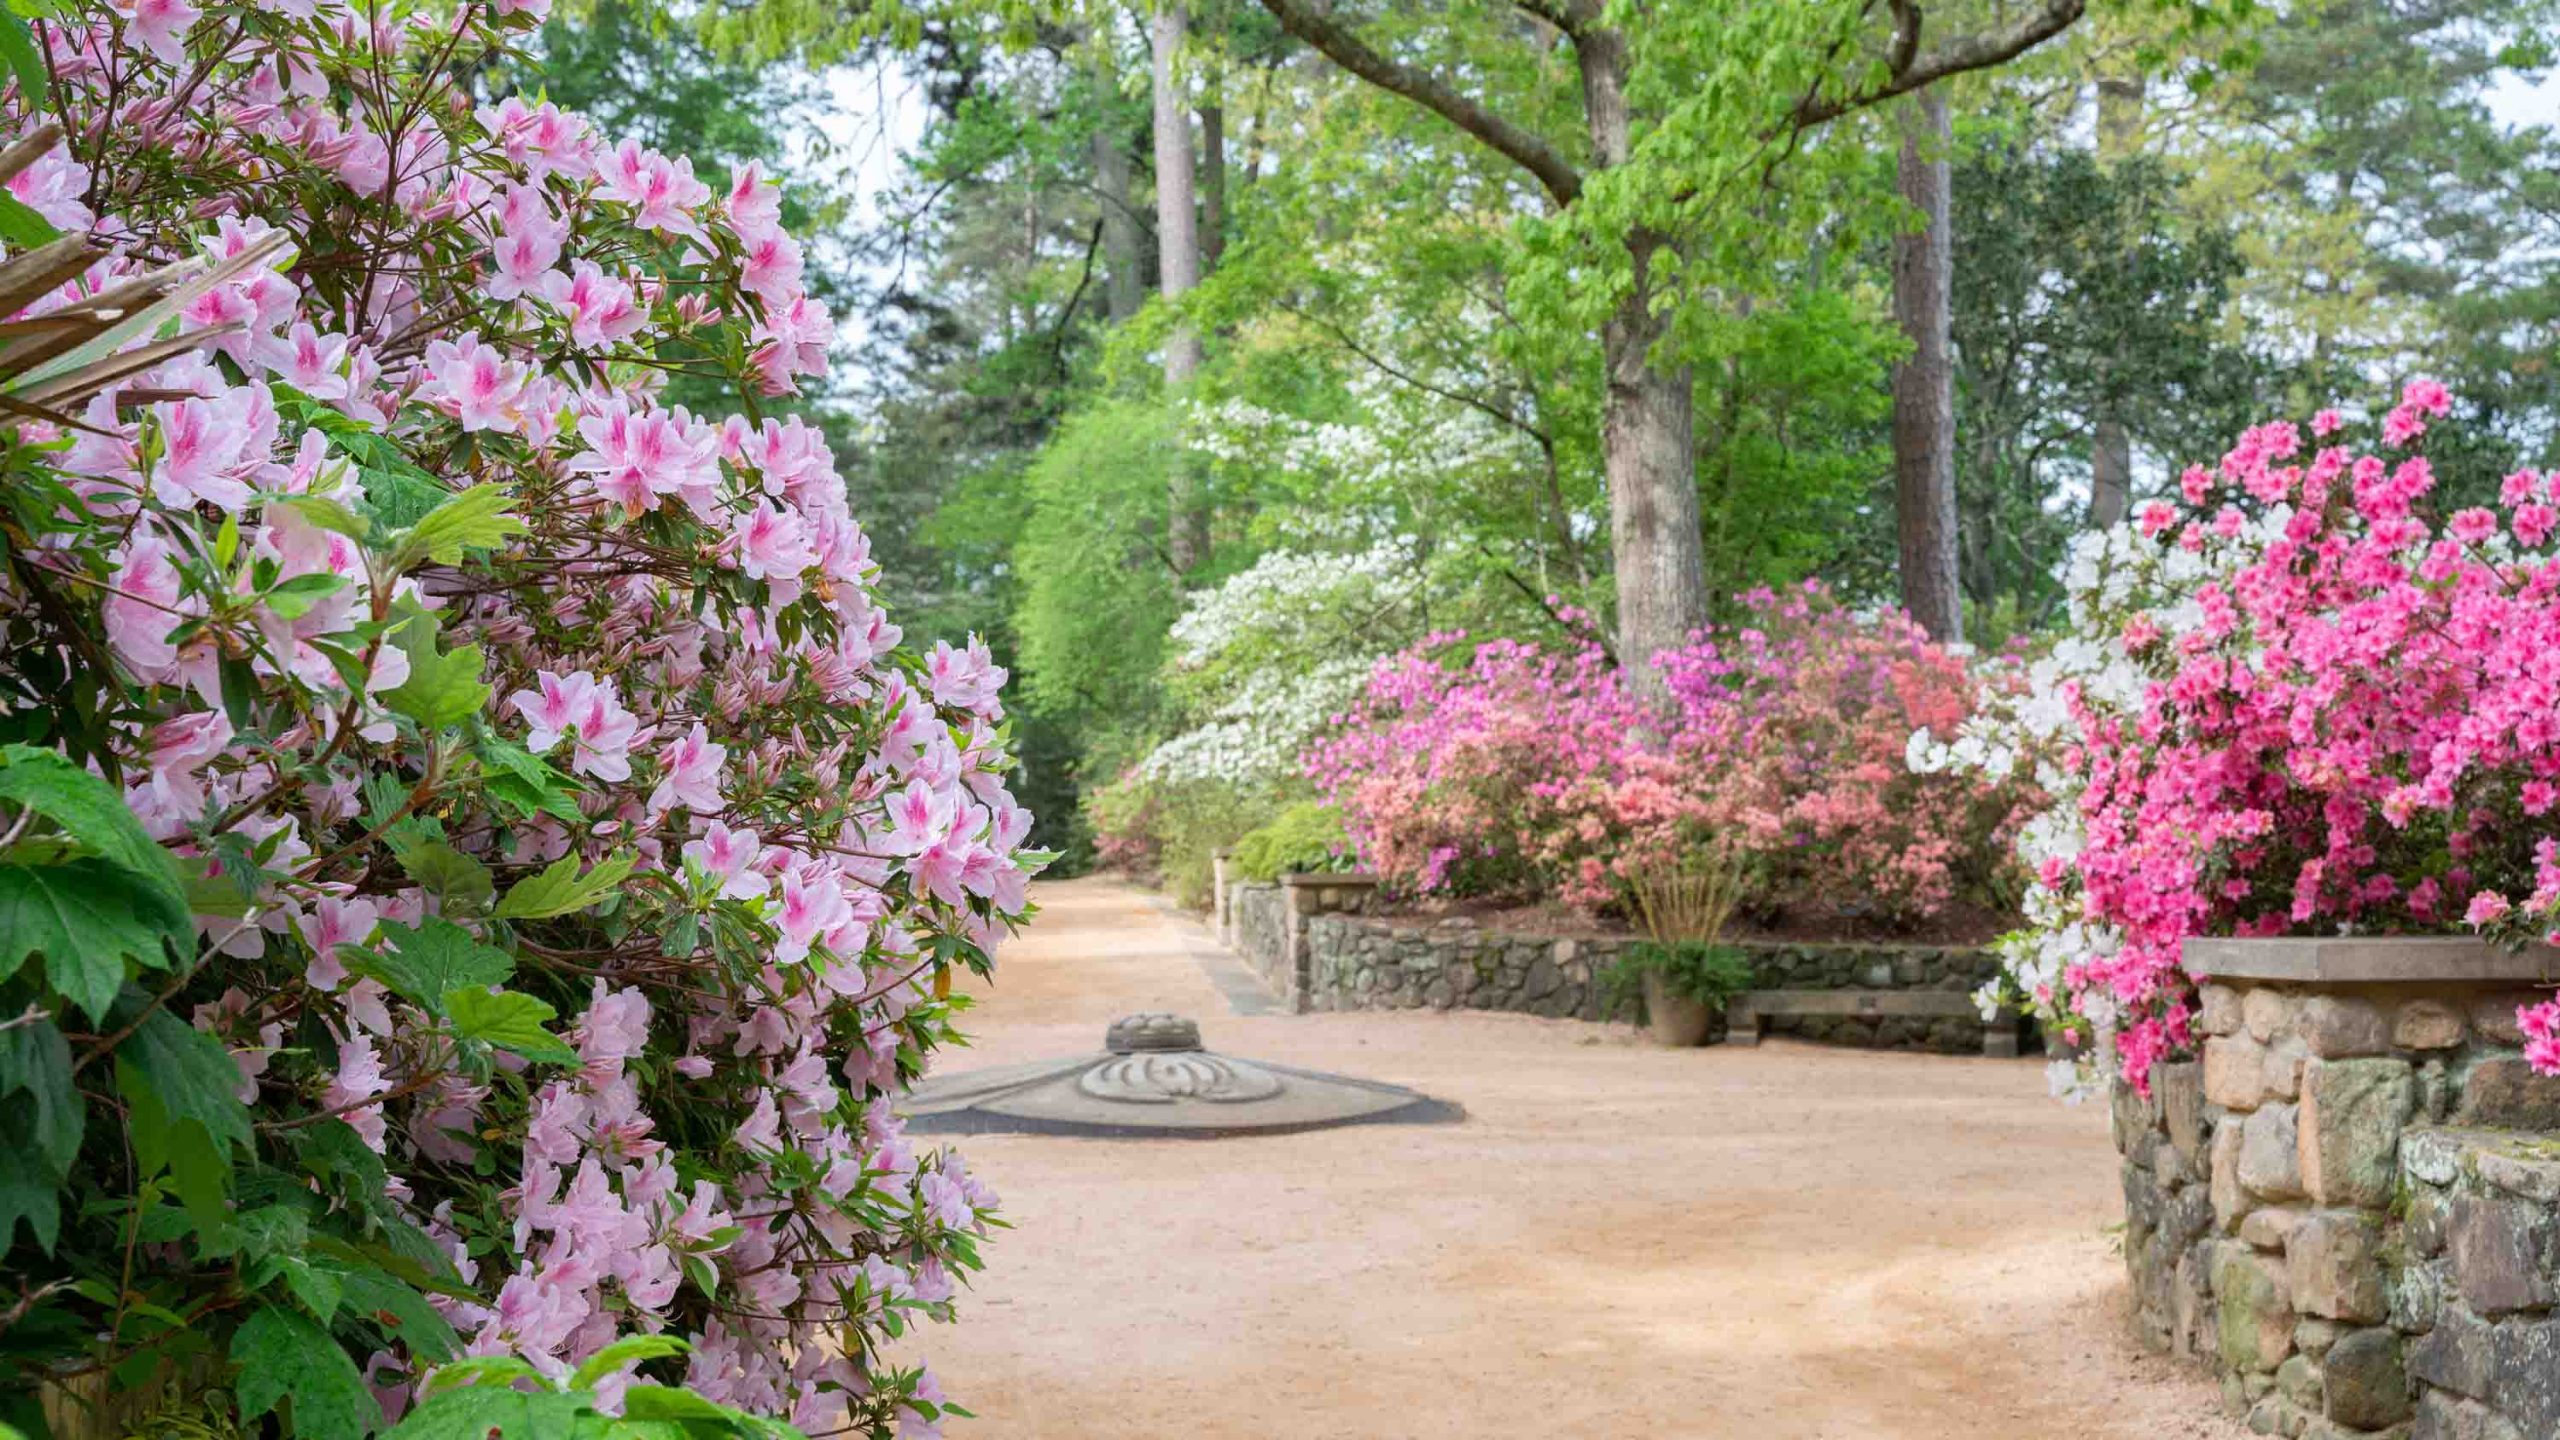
[[1308, 584, 2030, 923], [1915, 385, 2560, 1093], [0, 0, 1034, 1433]]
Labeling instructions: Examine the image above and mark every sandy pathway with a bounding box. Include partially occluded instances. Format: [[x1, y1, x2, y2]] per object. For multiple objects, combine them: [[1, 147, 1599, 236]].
[[907, 878, 2241, 1439]]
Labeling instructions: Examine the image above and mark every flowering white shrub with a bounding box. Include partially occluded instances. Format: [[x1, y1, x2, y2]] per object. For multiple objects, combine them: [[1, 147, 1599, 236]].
[[0, 0, 1037, 1434]]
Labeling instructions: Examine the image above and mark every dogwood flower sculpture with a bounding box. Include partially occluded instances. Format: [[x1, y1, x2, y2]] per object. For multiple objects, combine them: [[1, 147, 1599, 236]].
[[0, 0, 1038, 1434]]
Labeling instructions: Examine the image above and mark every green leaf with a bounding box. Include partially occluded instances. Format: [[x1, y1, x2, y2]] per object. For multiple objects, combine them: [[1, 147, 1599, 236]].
[[0, 1017, 79, 1195], [384, 1388, 596, 1440], [113, 1008, 254, 1157], [234, 1305, 377, 1440], [616, 1387, 730, 1421], [568, 1335, 689, 1391], [0, 1164, 57, 1256], [416, 1354, 551, 1397], [0, 192, 54, 250], [476, 735, 583, 823], [497, 852, 636, 921], [0, 7, 46, 113], [386, 835, 494, 910], [357, 919, 511, 1016], [389, 485, 525, 572], [0, 745, 190, 936], [262, 572, 352, 621], [0, 861, 179, 1021], [337, 1264, 461, 1362], [444, 986, 576, 1064], [273, 493, 372, 541], [375, 601, 491, 729]]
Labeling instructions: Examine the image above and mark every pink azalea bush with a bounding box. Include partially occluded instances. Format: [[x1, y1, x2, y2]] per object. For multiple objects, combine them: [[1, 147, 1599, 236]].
[[1929, 383, 2560, 1093], [0, 0, 1037, 1434], [1306, 587, 2031, 927]]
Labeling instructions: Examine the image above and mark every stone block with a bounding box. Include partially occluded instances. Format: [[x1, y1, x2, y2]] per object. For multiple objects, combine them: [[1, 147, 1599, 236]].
[[2456, 1057, 2560, 1130], [2470, 993, 2537, 1047], [2395, 999, 2468, 1050], [2242, 1206, 2309, 1251], [2409, 1305, 2496, 1401], [2473, 1146, 2560, 1205], [2294, 1317, 2342, 1358], [2299, 996, 2390, 1059], [2278, 1352, 2325, 1408], [2392, 1258, 2447, 1335], [2403, 1129, 2470, 1187], [2408, 1188, 2450, 1260], [2214, 1116, 2255, 1228], [2300, 1058, 2414, 1208], [2413, 1391, 2525, 1440], [2243, 1103, 2307, 1200], [2249, 987, 2302, 1042], [2218, 1244, 2298, 1373], [2447, 1195, 2559, 1317], [2211, 1032, 2274, 1110], [2244, 1393, 2308, 1436], [2290, 1211, 2388, 1323], [2323, 1327, 2411, 1430], [2203, 982, 2247, 1036], [2159, 1058, 2208, 1163], [2113, 1078, 2157, 1158], [2266, 1033, 2311, 1101]]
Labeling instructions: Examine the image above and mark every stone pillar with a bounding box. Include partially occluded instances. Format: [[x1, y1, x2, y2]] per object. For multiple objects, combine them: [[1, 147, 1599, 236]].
[[2112, 937, 2560, 1438], [1211, 850, 1233, 945]]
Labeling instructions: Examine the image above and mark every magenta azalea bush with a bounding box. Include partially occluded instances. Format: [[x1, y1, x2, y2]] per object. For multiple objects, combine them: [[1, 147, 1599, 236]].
[[0, 0, 1038, 1435], [1921, 383, 2560, 1093], [1306, 587, 2032, 927]]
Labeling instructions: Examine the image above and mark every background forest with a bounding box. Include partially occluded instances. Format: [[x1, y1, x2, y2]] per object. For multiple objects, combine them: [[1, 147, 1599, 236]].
[[585, 0, 2560, 889]]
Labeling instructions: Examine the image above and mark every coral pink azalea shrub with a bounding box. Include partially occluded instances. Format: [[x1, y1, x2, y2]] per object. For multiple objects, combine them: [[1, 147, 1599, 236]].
[[0, 0, 1038, 1435], [1917, 383, 2560, 1095], [1306, 587, 2032, 928]]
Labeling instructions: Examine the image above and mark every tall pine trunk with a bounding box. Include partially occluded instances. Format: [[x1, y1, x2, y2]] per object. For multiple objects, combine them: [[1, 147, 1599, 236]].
[[1890, 86, 1962, 642], [2088, 72, 2144, 530], [1578, 28, 1707, 694], [1199, 100, 1226, 272], [1151, 0, 1209, 572]]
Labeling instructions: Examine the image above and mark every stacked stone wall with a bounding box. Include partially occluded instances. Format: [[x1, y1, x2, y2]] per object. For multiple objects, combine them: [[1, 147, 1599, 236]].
[[1294, 911, 2001, 1051], [2115, 949, 2560, 1438]]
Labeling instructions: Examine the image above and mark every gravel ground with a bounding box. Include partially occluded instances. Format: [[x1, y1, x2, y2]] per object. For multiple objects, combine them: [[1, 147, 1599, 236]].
[[900, 878, 2245, 1440]]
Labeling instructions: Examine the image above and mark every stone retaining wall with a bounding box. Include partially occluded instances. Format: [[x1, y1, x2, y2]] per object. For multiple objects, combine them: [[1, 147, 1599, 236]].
[[1294, 910, 2003, 1053], [2113, 938, 2560, 1439]]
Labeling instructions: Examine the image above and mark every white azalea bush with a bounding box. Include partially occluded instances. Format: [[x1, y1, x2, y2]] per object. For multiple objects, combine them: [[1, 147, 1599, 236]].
[[1090, 541, 1427, 901]]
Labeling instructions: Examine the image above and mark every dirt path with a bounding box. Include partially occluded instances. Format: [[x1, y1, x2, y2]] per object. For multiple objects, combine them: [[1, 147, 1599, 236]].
[[908, 878, 2242, 1439]]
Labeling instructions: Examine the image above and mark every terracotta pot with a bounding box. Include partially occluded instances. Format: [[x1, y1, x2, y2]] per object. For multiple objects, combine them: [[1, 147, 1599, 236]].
[[1641, 968, 1713, 1047]]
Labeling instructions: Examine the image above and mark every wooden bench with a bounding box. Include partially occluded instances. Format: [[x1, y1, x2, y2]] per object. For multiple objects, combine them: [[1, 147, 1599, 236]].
[[1724, 988, 2022, 1057]]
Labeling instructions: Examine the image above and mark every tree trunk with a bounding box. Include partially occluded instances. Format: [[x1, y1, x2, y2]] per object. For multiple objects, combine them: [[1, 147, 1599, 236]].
[[2087, 71, 2144, 530], [1890, 86, 1962, 642], [1199, 97, 1226, 272], [1091, 106, 1146, 322], [1152, 0, 1209, 571], [1577, 26, 1708, 693]]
